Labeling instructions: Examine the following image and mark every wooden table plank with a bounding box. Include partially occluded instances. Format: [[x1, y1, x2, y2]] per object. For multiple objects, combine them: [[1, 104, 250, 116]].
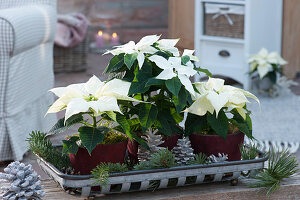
[[1, 176, 300, 199]]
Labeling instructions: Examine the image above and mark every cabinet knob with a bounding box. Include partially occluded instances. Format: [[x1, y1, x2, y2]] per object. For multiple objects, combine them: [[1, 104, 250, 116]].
[[219, 50, 230, 57]]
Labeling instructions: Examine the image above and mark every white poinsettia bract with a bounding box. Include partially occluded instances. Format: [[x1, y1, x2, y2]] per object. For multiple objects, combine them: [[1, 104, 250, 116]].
[[149, 55, 197, 96], [105, 35, 160, 68], [156, 38, 180, 56], [185, 78, 259, 119], [46, 75, 138, 121], [248, 48, 287, 79], [182, 49, 200, 62]]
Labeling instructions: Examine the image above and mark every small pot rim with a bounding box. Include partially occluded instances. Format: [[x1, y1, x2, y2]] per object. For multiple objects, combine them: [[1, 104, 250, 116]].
[[191, 131, 243, 137], [75, 140, 128, 151]]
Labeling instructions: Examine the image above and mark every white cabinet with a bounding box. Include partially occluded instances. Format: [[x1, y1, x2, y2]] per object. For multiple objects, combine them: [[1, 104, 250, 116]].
[[194, 0, 283, 89]]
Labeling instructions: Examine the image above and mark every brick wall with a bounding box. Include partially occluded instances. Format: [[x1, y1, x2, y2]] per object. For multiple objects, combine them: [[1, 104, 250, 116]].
[[57, 0, 168, 43]]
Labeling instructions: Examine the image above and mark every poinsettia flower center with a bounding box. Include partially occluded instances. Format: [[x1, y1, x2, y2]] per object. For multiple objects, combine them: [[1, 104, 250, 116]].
[[86, 94, 98, 102]]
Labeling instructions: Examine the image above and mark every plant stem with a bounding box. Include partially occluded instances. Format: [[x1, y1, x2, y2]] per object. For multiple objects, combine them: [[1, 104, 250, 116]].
[[96, 118, 104, 126], [80, 121, 93, 127], [93, 116, 97, 128]]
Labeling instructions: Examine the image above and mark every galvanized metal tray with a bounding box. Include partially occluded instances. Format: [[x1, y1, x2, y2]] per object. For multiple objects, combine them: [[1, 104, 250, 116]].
[[35, 150, 268, 197]]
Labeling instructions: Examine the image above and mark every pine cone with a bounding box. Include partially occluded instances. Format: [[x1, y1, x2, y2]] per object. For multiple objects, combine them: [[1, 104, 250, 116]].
[[208, 153, 228, 163], [138, 129, 165, 162], [172, 137, 194, 165], [0, 161, 45, 200]]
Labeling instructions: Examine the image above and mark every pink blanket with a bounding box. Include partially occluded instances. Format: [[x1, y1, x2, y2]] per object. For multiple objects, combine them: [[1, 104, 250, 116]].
[[55, 13, 89, 48]]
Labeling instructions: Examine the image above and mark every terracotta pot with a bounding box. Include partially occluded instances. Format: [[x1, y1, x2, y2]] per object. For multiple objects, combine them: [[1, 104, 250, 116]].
[[69, 140, 128, 175], [127, 134, 181, 162], [189, 132, 244, 161]]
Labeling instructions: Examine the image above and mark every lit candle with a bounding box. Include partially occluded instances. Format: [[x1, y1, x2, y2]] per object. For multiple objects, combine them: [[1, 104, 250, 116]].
[[96, 30, 104, 48], [111, 32, 120, 46]]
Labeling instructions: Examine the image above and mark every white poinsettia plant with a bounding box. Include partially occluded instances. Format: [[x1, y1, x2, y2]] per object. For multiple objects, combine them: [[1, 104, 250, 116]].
[[104, 34, 211, 138], [248, 48, 287, 83], [184, 78, 259, 139], [46, 34, 260, 156], [46, 76, 140, 154]]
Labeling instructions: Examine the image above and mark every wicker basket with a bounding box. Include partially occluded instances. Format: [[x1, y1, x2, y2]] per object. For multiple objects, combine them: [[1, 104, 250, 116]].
[[53, 36, 89, 73], [204, 3, 245, 39]]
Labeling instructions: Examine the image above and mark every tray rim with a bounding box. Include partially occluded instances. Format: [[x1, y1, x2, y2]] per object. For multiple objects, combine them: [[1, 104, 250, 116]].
[[35, 147, 268, 181]]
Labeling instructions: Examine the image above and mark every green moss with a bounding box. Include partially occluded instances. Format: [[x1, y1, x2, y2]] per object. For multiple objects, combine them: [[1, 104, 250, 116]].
[[99, 120, 128, 144], [101, 131, 128, 144]]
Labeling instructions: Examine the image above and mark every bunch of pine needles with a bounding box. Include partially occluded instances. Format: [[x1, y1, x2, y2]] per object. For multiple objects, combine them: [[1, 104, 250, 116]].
[[249, 148, 299, 196]]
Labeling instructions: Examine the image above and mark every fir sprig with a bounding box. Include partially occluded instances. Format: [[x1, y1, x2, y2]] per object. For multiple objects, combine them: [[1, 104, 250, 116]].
[[249, 149, 299, 196], [26, 131, 70, 171], [240, 143, 259, 160], [133, 161, 152, 171], [149, 149, 177, 169], [188, 153, 208, 165], [91, 163, 128, 186], [133, 149, 176, 171]]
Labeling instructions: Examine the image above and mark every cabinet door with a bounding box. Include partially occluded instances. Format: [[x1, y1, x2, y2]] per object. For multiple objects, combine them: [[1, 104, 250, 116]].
[[168, 0, 195, 50], [282, 0, 300, 79]]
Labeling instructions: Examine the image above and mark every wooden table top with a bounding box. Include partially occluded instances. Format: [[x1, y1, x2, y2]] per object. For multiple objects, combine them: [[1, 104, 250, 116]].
[[2, 176, 299, 200]]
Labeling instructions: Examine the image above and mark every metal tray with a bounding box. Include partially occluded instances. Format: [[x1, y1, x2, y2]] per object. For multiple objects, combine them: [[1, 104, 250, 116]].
[[36, 150, 268, 197]]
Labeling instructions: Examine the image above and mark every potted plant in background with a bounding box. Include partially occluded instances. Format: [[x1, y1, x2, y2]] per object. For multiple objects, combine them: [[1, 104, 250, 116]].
[[46, 76, 140, 174], [184, 77, 259, 161], [248, 48, 287, 93], [103, 35, 211, 160]]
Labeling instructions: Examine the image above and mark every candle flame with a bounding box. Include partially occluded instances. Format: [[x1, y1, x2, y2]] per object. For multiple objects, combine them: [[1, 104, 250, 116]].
[[98, 30, 103, 36], [112, 32, 118, 38]]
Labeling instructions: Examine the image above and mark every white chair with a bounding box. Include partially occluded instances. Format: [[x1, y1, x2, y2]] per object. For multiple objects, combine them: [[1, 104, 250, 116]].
[[0, 0, 57, 161]]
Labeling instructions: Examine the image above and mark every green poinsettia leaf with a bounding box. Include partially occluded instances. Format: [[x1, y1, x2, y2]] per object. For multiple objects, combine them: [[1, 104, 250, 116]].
[[124, 53, 138, 69], [170, 107, 184, 124], [104, 53, 125, 73], [105, 111, 116, 121], [181, 55, 190, 65], [128, 80, 150, 95], [184, 113, 207, 136], [48, 113, 83, 135], [206, 110, 229, 139], [116, 113, 133, 141], [230, 109, 253, 139], [62, 136, 79, 154], [246, 113, 252, 132], [156, 116, 172, 136], [165, 77, 182, 96], [267, 71, 277, 84], [132, 134, 149, 150], [128, 61, 153, 95], [79, 126, 109, 155], [172, 86, 187, 113], [139, 104, 158, 131], [156, 109, 178, 136], [122, 66, 135, 82], [195, 67, 212, 77], [145, 78, 164, 87]]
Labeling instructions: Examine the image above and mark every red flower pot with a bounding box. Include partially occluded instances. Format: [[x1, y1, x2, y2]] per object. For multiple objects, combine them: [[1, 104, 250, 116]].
[[127, 134, 181, 162], [127, 139, 139, 162], [189, 132, 244, 161], [69, 140, 128, 175], [159, 134, 181, 150]]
